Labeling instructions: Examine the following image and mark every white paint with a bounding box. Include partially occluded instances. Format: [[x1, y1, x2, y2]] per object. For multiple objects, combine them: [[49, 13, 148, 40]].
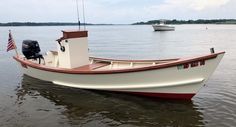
[[57, 37, 89, 68], [53, 78, 204, 89]]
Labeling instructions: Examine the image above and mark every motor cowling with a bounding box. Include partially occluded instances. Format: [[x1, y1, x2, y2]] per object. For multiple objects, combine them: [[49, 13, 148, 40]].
[[22, 40, 41, 59]]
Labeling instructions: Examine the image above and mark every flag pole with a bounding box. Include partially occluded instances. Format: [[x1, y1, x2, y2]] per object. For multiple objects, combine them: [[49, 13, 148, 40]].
[[14, 44, 19, 58], [9, 30, 19, 57]]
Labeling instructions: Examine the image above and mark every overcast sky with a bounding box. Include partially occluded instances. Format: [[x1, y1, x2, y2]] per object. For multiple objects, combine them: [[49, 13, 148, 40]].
[[1, 0, 236, 24]]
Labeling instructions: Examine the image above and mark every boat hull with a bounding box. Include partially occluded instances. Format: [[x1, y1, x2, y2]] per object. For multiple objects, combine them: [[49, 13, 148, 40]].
[[14, 53, 224, 99], [152, 25, 175, 31]]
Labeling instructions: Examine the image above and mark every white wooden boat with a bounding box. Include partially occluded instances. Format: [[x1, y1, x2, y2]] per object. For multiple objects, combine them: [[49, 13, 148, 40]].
[[13, 30, 225, 99], [152, 20, 175, 31]]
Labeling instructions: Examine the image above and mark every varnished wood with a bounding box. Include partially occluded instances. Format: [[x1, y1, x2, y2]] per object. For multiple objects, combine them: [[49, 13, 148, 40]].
[[13, 52, 225, 74]]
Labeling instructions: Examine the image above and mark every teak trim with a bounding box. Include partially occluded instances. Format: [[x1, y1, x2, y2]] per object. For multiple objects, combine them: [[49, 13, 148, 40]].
[[13, 52, 225, 75]]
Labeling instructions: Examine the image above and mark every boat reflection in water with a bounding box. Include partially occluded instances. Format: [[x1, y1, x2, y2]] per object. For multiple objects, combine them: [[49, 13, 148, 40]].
[[16, 75, 205, 126]]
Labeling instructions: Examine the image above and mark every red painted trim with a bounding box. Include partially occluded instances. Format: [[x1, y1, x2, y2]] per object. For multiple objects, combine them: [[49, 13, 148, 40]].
[[57, 30, 88, 42], [21, 63, 28, 68], [129, 92, 195, 99], [13, 52, 225, 74]]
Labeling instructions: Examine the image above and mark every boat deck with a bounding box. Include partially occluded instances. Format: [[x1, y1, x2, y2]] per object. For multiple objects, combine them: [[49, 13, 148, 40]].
[[73, 62, 109, 71]]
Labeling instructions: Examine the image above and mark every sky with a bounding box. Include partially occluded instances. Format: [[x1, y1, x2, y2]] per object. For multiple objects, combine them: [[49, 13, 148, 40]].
[[1, 0, 236, 24]]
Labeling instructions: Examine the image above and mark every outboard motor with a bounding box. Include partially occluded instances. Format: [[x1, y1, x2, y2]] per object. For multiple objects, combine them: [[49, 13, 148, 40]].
[[22, 40, 44, 64]]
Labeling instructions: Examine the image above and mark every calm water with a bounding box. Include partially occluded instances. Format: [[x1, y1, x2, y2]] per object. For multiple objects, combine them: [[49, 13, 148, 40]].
[[0, 25, 235, 127]]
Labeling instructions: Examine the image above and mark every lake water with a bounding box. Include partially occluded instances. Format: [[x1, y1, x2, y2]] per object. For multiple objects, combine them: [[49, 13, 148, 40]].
[[0, 25, 236, 127]]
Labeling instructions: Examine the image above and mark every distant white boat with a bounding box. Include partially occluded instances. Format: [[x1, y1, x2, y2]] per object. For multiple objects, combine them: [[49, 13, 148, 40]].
[[152, 20, 175, 31]]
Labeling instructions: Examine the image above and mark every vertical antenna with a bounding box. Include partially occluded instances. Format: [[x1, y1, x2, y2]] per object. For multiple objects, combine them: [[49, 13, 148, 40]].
[[82, 0, 86, 30], [76, 0, 80, 30]]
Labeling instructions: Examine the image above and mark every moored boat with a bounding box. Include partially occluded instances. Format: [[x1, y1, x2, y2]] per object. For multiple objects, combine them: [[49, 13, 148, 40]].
[[152, 20, 175, 31], [12, 30, 225, 100]]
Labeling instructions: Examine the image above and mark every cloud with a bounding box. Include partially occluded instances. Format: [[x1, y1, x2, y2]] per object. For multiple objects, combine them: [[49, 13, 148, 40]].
[[0, 0, 234, 23], [190, 0, 230, 10], [162, 0, 230, 11], [142, 0, 232, 21]]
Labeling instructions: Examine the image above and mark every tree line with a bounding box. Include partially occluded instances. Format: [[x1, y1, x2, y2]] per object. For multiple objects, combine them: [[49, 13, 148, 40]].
[[0, 22, 103, 26], [1, 19, 236, 26], [133, 19, 236, 25]]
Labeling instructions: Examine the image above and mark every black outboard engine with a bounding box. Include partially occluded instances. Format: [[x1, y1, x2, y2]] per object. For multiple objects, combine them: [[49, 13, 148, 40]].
[[22, 40, 44, 64]]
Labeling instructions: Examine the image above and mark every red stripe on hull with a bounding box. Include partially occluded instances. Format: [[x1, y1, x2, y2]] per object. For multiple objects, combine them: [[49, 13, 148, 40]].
[[128, 92, 195, 100]]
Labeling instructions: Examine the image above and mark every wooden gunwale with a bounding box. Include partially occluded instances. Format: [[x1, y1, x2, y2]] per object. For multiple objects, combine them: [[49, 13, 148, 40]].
[[13, 52, 225, 74]]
